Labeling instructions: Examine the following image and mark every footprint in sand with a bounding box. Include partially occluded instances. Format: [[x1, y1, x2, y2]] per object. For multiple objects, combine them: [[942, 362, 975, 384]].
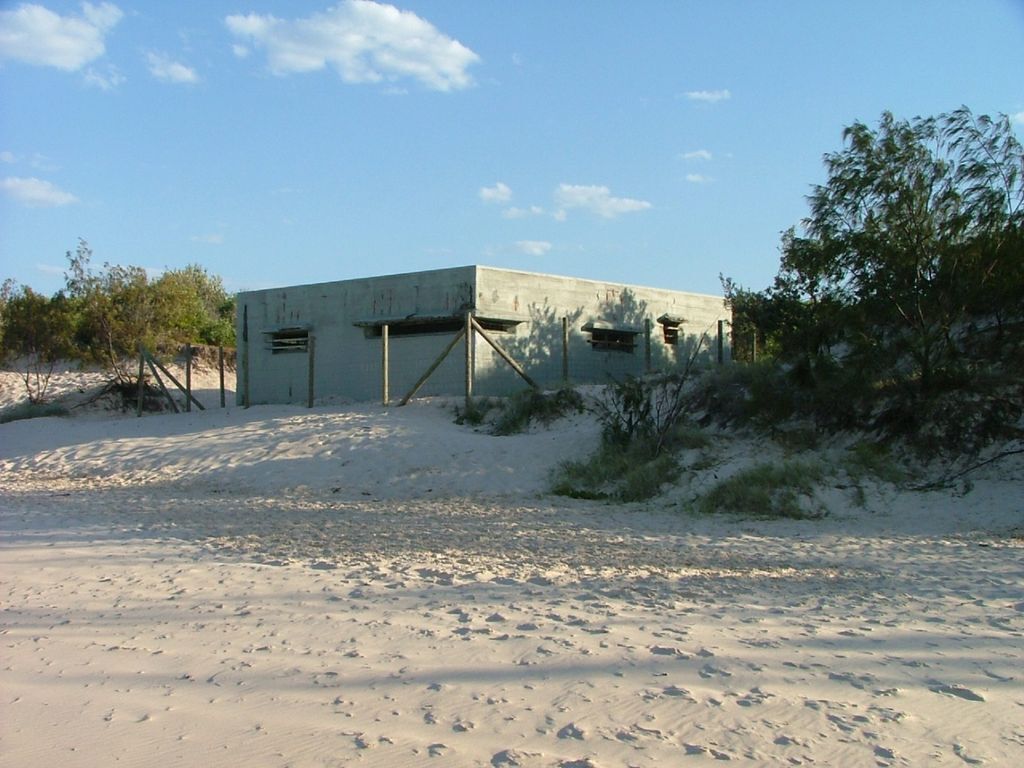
[[929, 683, 985, 702]]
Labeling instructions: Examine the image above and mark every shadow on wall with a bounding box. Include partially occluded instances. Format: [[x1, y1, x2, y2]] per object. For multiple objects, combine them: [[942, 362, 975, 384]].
[[473, 288, 721, 395]]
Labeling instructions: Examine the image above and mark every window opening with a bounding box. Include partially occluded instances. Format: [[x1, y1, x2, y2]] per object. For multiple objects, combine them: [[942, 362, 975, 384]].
[[265, 327, 309, 353], [582, 322, 639, 353], [658, 314, 684, 346]]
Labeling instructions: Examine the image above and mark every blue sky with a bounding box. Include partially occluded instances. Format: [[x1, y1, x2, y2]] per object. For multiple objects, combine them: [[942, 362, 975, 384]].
[[2, 1, 1022, 298]]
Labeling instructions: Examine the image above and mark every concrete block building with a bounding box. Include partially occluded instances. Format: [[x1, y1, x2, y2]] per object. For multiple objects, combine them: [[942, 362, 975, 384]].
[[236, 266, 729, 405]]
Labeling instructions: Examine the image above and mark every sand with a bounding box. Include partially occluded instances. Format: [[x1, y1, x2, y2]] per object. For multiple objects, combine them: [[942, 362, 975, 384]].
[[1, 366, 1022, 767]]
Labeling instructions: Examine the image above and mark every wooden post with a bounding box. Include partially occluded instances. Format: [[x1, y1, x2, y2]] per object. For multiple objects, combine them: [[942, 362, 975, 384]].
[[185, 343, 192, 413], [147, 354, 205, 410], [561, 316, 569, 385], [644, 318, 652, 373], [307, 335, 316, 408], [717, 319, 725, 365], [464, 311, 474, 409], [471, 317, 539, 390], [242, 304, 250, 408], [136, 343, 145, 417], [381, 324, 390, 406], [145, 355, 179, 413], [218, 345, 226, 407], [399, 327, 466, 406]]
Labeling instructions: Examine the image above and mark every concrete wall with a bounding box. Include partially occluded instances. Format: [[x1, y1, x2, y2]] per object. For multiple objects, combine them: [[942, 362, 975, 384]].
[[236, 266, 729, 405], [472, 267, 728, 394]]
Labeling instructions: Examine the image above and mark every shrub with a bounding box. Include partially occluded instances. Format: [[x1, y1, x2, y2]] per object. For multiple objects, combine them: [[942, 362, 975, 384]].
[[842, 441, 908, 485], [488, 387, 584, 435], [552, 441, 679, 502], [697, 460, 827, 519], [454, 397, 499, 426]]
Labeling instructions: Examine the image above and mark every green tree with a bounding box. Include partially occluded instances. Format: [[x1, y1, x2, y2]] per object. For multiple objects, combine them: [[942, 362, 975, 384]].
[[787, 107, 1023, 390], [64, 240, 157, 382], [1, 285, 75, 402], [731, 108, 1022, 394], [152, 264, 235, 347]]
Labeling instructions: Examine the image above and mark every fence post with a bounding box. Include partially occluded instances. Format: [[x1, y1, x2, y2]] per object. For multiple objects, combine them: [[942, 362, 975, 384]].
[[136, 343, 145, 417], [218, 345, 226, 407], [242, 304, 250, 408], [644, 318, 653, 373], [561, 316, 569, 385], [381, 323, 390, 406], [185, 343, 192, 413], [307, 335, 316, 408], [465, 311, 474, 410]]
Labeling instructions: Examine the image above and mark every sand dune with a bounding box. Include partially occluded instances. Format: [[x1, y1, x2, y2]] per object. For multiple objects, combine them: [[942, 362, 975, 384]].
[[1, 368, 1022, 766]]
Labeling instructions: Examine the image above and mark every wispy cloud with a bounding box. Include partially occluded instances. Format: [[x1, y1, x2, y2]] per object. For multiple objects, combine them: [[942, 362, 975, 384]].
[[516, 240, 551, 256], [147, 52, 199, 84], [479, 181, 512, 203], [554, 184, 651, 219], [686, 173, 713, 184], [681, 149, 712, 161], [684, 89, 731, 103], [0, 2, 123, 71], [502, 205, 545, 219], [1012, 111, 1024, 126], [1, 176, 78, 206], [0, 151, 15, 164], [84, 63, 125, 90], [226, 1, 480, 92]]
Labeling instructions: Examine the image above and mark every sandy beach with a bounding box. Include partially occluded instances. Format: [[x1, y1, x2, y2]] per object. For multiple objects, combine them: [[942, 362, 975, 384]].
[[1, 367, 1022, 767]]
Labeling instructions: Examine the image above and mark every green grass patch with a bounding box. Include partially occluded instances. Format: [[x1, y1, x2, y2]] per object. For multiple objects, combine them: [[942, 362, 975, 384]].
[[552, 443, 679, 502], [491, 387, 585, 435], [842, 440, 908, 484], [697, 460, 827, 519]]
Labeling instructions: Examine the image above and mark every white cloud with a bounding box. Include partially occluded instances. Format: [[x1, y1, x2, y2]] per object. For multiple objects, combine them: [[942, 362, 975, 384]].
[[1, 176, 78, 206], [554, 183, 651, 219], [502, 205, 544, 219], [83, 63, 124, 90], [147, 52, 199, 84], [0, 151, 15, 164], [682, 149, 712, 161], [516, 240, 551, 256], [0, 2, 122, 71], [686, 173, 713, 184], [479, 181, 512, 203], [225, 0, 480, 91], [685, 89, 731, 103], [1012, 111, 1024, 126]]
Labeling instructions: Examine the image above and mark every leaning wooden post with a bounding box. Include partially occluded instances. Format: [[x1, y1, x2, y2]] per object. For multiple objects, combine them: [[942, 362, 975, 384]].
[[145, 353, 179, 413], [561, 316, 569, 385], [218, 345, 226, 407], [136, 343, 145, 417], [471, 317, 539, 390], [464, 311, 474, 410], [717, 319, 725, 365], [398, 327, 466, 406], [307, 335, 316, 408], [185, 343, 192, 413], [381, 324, 390, 406]]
